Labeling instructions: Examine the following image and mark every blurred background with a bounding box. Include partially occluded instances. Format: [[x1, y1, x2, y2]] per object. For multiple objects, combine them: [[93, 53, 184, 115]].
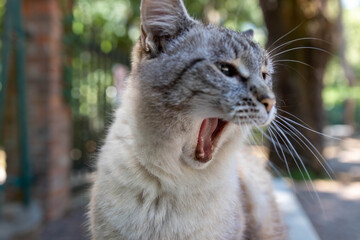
[[0, 0, 359, 239]]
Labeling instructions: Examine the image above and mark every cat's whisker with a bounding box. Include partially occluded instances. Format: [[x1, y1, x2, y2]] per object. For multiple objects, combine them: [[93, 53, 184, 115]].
[[269, 125, 305, 189], [246, 124, 260, 145], [266, 126, 283, 162], [246, 122, 290, 179], [271, 63, 308, 83], [267, 37, 331, 56], [277, 114, 341, 141], [244, 116, 320, 203], [272, 46, 334, 59], [247, 116, 326, 215], [277, 109, 311, 127], [272, 59, 314, 69], [267, 159, 286, 179], [242, 115, 296, 183], [266, 124, 294, 182], [266, 22, 303, 51], [274, 117, 334, 178], [240, 118, 278, 171], [241, 114, 315, 187], [270, 63, 282, 73], [269, 123, 311, 190], [275, 114, 337, 174], [277, 120, 335, 180], [245, 126, 255, 144], [274, 110, 336, 180], [237, 119, 249, 142], [246, 127, 278, 175], [270, 122, 325, 211]]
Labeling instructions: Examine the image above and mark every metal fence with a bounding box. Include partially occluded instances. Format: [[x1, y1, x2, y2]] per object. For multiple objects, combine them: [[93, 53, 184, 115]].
[[63, 19, 130, 172], [0, 0, 131, 213], [0, 0, 31, 209]]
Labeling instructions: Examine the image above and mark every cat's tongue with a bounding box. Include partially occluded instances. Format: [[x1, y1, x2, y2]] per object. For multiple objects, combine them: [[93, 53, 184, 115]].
[[195, 118, 219, 163]]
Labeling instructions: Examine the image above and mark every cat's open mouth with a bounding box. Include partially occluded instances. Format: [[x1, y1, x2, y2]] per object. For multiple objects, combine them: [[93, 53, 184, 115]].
[[195, 118, 228, 163]]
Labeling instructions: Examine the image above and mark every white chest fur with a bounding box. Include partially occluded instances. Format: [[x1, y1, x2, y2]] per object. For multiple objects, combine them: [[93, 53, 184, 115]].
[[90, 98, 245, 240]]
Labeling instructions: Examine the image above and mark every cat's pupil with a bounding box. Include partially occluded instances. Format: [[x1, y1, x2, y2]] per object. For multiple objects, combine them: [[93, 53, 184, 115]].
[[219, 63, 237, 77], [262, 72, 267, 80]]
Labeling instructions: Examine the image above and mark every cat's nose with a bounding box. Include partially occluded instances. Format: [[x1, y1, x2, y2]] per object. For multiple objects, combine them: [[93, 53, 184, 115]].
[[260, 97, 276, 113]]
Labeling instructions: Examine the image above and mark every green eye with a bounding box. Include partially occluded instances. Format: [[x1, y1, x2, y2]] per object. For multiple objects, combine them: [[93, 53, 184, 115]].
[[218, 63, 237, 77]]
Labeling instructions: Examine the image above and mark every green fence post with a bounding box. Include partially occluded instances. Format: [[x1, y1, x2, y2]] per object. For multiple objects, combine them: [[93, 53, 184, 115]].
[[13, 0, 31, 206], [0, 0, 13, 131], [0, 0, 32, 210], [0, 0, 13, 215]]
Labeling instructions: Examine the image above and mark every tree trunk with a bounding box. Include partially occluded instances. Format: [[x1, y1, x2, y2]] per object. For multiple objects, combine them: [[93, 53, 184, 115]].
[[259, 0, 335, 175]]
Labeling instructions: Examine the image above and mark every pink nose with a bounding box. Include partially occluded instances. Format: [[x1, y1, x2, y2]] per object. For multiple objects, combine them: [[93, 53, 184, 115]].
[[260, 98, 276, 113]]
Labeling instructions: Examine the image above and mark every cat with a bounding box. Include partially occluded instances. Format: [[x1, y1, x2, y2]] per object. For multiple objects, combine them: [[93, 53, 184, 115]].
[[89, 0, 288, 239]]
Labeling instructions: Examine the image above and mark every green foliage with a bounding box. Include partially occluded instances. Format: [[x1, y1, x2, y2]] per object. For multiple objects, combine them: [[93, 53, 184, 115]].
[[70, 0, 139, 54], [323, 6, 360, 127], [0, 0, 5, 20], [0, 0, 6, 51], [323, 85, 360, 108], [345, 6, 360, 67], [66, 0, 265, 59]]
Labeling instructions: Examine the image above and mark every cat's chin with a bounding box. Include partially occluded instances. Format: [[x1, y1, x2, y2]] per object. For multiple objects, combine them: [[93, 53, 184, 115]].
[[194, 118, 229, 164]]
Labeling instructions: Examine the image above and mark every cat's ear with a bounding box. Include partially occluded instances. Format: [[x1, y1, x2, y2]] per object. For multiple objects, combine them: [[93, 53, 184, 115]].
[[242, 29, 254, 39], [140, 0, 194, 54]]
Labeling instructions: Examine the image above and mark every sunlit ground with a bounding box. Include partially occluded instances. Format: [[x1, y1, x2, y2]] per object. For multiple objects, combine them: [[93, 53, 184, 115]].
[[246, 131, 360, 240], [311, 180, 360, 201], [325, 137, 360, 181], [296, 135, 360, 240], [296, 179, 360, 240]]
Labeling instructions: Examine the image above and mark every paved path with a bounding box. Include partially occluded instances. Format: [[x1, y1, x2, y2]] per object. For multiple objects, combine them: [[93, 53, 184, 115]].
[[294, 135, 360, 240], [40, 206, 88, 240], [273, 179, 320, 240], [295, 181, 360, 240]]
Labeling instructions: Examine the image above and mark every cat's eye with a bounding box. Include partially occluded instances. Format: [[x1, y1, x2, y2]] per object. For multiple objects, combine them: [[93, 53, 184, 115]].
[[262, 72, 269, 80], [218, 63, 237, 78]]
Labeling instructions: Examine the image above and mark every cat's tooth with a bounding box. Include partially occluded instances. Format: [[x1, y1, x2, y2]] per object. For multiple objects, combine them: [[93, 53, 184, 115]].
[[198, 152, 205, 158]]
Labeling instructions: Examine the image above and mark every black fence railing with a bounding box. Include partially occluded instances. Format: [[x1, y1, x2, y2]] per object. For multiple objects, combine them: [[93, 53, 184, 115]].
[[64, 38, 129, 171]]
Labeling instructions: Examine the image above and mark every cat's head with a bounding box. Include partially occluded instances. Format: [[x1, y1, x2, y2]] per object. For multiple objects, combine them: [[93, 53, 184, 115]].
[[133, 0, 276, 165]]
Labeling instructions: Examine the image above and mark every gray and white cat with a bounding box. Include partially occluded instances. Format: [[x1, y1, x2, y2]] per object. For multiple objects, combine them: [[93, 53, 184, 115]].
[[89, 0, 288, 239]]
